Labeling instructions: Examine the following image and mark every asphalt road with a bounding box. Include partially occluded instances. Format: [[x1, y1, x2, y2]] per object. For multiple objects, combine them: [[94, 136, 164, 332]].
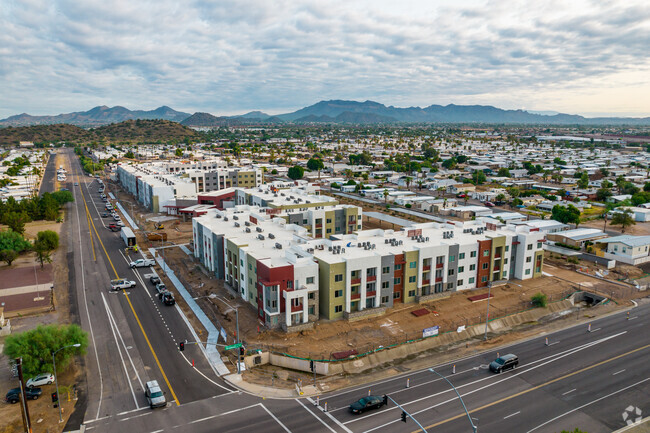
[[52, 149, 650, 432], [40, 151, 61, 194]]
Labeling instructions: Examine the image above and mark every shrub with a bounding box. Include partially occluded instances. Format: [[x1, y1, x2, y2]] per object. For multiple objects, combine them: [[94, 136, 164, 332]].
[[531, 292, 548, 308]]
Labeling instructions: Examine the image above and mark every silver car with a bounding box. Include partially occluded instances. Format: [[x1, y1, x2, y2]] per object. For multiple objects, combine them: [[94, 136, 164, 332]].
[[145, 380, 166, 408]]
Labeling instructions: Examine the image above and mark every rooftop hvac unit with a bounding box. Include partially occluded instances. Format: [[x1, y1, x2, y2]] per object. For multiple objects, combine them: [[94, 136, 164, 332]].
[[233, 215, 238, 220], [245, 228, 251, 233], [234, 222, 240, 227], [385, 239, 389, 244], [307, 248, 314, 253], [372, 244, 376, 249], [267, 233, 275, 239], [426, 237, 429, 242], [224, 217, 229, 221], [281, 193, 285, 196], [342, 248, 345, 253], [245, 221, 250, 226], [275, 242, 282, 249], [258, 234, 265, 240], [256, 227, 263, 232], [358, 243, 362, 247], [216, 214, 222, 219], [329, 246, 333, 251]]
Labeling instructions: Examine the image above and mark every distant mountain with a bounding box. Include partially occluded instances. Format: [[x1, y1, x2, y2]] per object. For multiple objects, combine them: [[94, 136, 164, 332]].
[[182, 111, 284, 127], [231, 111, 271, 119], [279, 100, 650, 125], [180, 112, 232, 127], [0, 105, 191, 127]]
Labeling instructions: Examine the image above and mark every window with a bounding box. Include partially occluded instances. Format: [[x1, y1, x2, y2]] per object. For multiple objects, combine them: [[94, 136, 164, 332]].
[[447, 283, 454, 290], [408, 276, 416, 283], [537, 242, 542, 249], [303, 219, 308, 224], [381, 296, 389, 304], [308, 306, 315, 315], [458, 266, 464, 273], [335, 274, 343, 282], [469, 277, 475, 284], [393, 291, 401, 299], [306, 277, 314, 284], [272, 300, 277, 308], [526, 256, 532, 263], [504, 258, 508, 264], [335, 226, 340, 231], [394, 277, 401, 284], [470, 264, 476, 271], [410, 261, 417, 268], [527, 244, 533, 250], [308, 292, 315, 299], [449, 255, 456, 263], [459, 252, 465, 260], [481, 276, 488, 283], [483, 249, 490, 257], [505, 245, 509, 252], [334, 305, 343, 313], [327, 228, 332, 234], [382, 281, 390, 289], [248, 263, 252, 270], [525, 269, 531, 275], [287, 280, 293, 289], [395, 264, 402, 270], [448, 269, 454, 276], [327, 218, 332, 224], [367, 267, 377, 277], [470, 251, 477, 258], [334, 290, 343, 298], [502, 271, 507, 277], [408, 290, 416, 297], [482, 263, 489, 270], [382, 266, 390, 274], [457, 279, 464, 286], [240, 259, 244, 266]]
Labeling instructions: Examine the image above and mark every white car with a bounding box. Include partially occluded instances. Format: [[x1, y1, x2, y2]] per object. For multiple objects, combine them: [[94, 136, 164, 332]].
[[130, 258, 156, 268], [26, 373, 55, 388]]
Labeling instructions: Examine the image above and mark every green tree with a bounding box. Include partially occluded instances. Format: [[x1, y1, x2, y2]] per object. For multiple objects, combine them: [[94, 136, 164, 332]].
[[175, 148, 183, 157], [497, 167, 511, 177], [3, 324, 88, 377], [441, 158, 457, 169], [596, 188, 612, 201], [0, 229, 31, 252], [644, 182, 650, 192], [306, 158, 324, 179], [36, 230, 59, 251], [0, 249, 19, 266], [611, 209, 636, 233], [287, 165, 304, 180], [577, 172, 589, 189], [632, 191, 650, 206], [456, 155, 468, 164], [472, 170, 487, 185], [2, 211, 30, 234], [552, 204, 581, 226]]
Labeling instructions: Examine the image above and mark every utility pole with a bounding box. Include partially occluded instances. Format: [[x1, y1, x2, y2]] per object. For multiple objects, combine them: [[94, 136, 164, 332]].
[[16, 358, 32, 433]]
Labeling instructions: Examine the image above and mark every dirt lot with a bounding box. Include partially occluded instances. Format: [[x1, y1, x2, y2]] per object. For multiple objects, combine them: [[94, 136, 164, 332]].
[[582, 218, 650, 236]]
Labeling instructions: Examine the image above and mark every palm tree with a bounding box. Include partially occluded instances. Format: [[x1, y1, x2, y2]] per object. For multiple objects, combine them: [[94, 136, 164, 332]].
[[417, 180, 424, 190], [383, 189, 389, 204], [405, 177, 412, 191]]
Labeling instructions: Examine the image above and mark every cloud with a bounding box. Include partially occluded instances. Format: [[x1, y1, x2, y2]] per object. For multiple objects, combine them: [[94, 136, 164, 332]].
[[0, 0, 649, 118]]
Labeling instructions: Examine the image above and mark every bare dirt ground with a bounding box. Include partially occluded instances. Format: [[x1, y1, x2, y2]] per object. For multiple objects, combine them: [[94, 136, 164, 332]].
[[582, 218, 650, 236]]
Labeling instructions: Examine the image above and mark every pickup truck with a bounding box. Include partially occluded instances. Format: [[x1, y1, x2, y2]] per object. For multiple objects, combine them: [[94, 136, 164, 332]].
[[130, 258, 156, 268], [111, 279, 136, 290]]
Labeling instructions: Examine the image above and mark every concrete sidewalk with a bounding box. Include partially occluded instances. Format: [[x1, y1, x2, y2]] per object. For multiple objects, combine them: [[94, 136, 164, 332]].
[[224, 373, 319, 399], [115, 201, 139, 230]]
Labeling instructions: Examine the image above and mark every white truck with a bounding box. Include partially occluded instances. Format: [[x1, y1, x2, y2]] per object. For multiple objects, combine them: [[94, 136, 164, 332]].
[[129, 258, 155, 268], [120, 227, 136, 248], [110, 278, 136, 291]]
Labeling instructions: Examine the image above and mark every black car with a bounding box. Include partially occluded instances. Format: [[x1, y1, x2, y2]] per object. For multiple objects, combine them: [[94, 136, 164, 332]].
[[161, 292, 175, 305], [489, 353, 519, 373], [349, 395, 386, 414], [5, 387, 42, 404], [149, 275, 161, 285]]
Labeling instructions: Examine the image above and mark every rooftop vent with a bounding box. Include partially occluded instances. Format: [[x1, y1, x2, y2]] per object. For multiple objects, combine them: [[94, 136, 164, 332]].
[[234, 222, 240, 227], [258, 234, 265, 240], [245, 227, 251, 233], [268, 233, 275, 239], [256, 227, 263, 233], [275, 242, 282, 249]]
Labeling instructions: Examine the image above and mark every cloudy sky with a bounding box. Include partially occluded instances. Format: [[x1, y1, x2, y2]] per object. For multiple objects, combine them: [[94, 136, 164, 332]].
[[2, 0, 650, 118]]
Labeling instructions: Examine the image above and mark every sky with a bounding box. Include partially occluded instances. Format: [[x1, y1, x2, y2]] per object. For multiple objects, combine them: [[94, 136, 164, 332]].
[[2, 0, 650, 118]]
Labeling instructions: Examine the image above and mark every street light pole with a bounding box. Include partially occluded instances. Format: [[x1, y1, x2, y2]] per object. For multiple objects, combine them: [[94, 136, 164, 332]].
[[216, 297, 240, 374], [429, 368, 477, 433], [53, 343, 81, 423]]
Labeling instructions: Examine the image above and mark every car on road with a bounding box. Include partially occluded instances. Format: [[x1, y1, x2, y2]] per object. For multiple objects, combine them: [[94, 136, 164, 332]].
[[155, 283, 167, 295], [489, 353, 518, 373], [129, 258, 156, 268], [111, 278, 136, 291], [74, 182, 79, 186], [349, 395, 386, 414], [147, 274, 161, 285], [145, 380, 166, 408], [116, 221, 125, 227], [160, 292, 175, 305], [5, 387, 42, 404], [113, 215, 121, 221], [108, 224, 120, 232], [515, 204, 526, 209], [457, 193, 466, 198], [26, 373, 54, 388], [484, 201, 495, 207], [102, 212, 110, 217]]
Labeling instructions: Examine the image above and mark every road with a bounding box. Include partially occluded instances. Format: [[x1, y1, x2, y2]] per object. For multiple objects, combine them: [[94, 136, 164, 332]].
[[50, 149, 650, 432]]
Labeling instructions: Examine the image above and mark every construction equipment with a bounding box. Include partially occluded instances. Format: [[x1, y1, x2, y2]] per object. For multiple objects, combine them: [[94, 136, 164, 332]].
[[154, 222, 164, 230], [147, 232, 168, 241]]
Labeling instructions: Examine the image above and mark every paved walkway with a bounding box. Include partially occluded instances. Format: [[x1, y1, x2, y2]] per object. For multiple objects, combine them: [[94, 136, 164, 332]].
[[115, 201, 139, 230]]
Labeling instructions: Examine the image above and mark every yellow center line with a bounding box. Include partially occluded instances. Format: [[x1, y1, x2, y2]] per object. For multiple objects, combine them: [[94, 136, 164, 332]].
[[413, 342, 650, 432], [76, 175, 180, 406]]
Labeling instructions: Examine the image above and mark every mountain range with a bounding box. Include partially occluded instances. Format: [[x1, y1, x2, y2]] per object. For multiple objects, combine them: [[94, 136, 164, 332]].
[[2, 100, 650, 127]]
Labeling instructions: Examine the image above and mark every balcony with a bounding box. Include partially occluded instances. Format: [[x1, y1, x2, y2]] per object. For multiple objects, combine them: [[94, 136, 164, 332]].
[[291, 304, 303, 312], [435, 277, 443, 283], [423, 265, 431, 271], [366, 290, 377, 297], [315, 223, 322, 228], [351, 278, 361, 285], [494, 254, 501, 259], [436, 263, 444, 269], [422, 279, 430, 285], [351, 293, 361, 300], [367, 275, 377, 282]]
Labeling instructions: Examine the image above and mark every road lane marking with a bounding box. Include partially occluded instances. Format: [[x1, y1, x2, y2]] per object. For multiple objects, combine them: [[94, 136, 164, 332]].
[[296, 398, 338, 433], [306, 397, 353, 433], [101, 293, 140, 409], [82, 188, 180, 406], [69, 155, 105, 420], [613, 369, 626, 375], [503, 411, 520, 419], [118, 411, 151, 422], [561, 388, 576, 396], [412, 342, 650, 433], [260, 404, 292, 433], [182, 403, 262, 426], [526, 377, 650, 432]]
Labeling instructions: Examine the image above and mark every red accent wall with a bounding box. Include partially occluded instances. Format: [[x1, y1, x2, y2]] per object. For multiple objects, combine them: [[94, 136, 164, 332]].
[[198, 191, 235, 209], [476, 239, 492, 288], [256, 260, 294, 322], [393, 254, 405, 303]]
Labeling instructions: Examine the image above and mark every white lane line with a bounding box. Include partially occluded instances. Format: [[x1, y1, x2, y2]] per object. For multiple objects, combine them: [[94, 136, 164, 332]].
[[117, 407, 149, 416], [118, 412, 151, 422], [104, 294, 145, 390], [306, 398, 353, 433], [71, 156, 105, 421], [296, 398, 337, 433], [613, 369, 626, 376], [562, 388, 576, 396], [178, 350, 233, 392], [101, 293, 140, 409], [504, 411, 520, 419], [526, 377, 650, 432], [260, 404, 292, 433], [185, 403, 261, 425], [359, 332, 628, 431]]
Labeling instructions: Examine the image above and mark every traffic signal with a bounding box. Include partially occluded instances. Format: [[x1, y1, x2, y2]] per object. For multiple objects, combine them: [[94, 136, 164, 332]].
[[310, 360, 314, 372], [51, 392, 58, 403], [179, 342, 185, 351], [401, 411, 407, 423], [239, 346, 245, 360], [383, 395, 388, 406]]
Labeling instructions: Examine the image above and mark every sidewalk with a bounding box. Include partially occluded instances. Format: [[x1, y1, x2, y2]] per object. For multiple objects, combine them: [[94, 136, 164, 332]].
[[224, 373, 319, 399]]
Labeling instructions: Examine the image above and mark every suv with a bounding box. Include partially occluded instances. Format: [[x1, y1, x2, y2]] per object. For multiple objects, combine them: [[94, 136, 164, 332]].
[[145, 380, 166, 408], [489, 353, 519, 373], [155, 283, 167, 296], [160, 292, 175, 306], [5, 387, 42, 404], [26, 373, 54, 388], [111, 278, 136, 291], [129, 258, 156, 268], [146, 274, 161, 285]]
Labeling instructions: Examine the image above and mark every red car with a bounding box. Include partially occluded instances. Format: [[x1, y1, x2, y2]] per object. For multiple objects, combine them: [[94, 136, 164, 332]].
[[457, 194, 466, 198], [108, 224, 120, 232], [484, 202, 495, 207]]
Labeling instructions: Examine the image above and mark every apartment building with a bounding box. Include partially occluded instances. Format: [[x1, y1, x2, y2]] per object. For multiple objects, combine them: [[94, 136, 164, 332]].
[[193, 208, 544, 328], [116, 164, 196, 212], [186, 168, 262, 193]]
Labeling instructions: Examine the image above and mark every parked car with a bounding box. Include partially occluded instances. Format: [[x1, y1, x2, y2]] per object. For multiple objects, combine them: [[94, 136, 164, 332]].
[[5, 387, 42, 404], [160, 292, 175, 305], [108, 224, 120, 232], [26, 373, 54, 388], [129, 258, 156, 268], [484, 201, 495, 207], [116, 221, 125, 227], [147, 274, 161, 285], [457, 193, 466, 198], [74, 182, 79, 186], [102, 212, 110, 218], [155, 283, 167, 295], [144, 380, 166, 409], [349, 395, 386, 414], [489, 353, 519, 373]]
